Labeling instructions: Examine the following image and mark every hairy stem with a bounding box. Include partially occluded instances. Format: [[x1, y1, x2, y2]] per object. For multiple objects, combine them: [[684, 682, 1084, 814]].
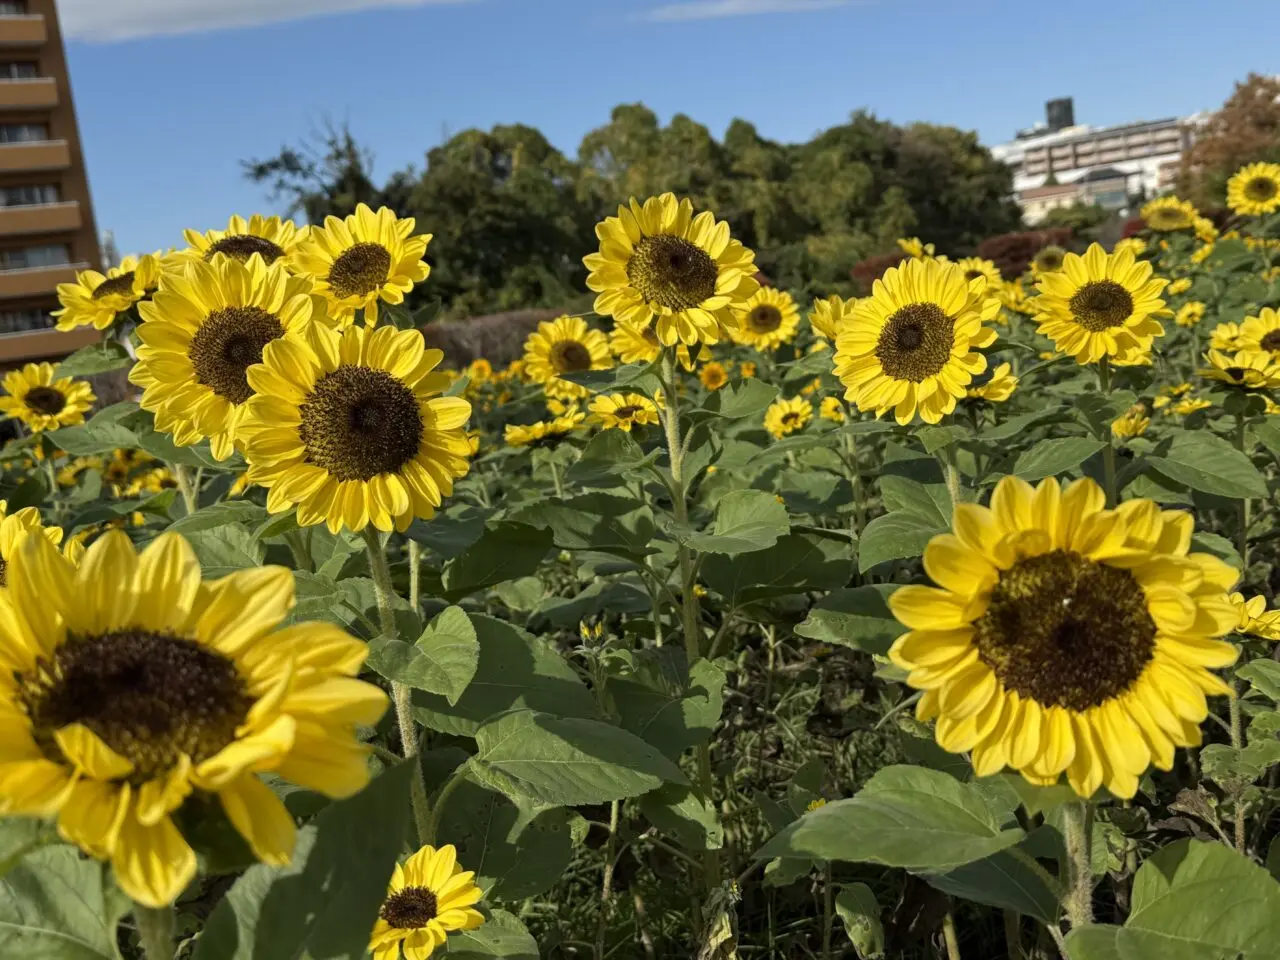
[[595, 800, 621, 960], [173, 463, 199, 515], [821, 860, 835, 960], [1062, 801, 1095, 929], [942, 908, 962, 960], [1097, 358, 1118, 507], [133, 902, 175, 960]]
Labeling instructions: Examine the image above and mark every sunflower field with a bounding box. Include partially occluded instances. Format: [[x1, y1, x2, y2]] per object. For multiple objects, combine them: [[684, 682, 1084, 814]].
[[1, 163, 1279, 960]]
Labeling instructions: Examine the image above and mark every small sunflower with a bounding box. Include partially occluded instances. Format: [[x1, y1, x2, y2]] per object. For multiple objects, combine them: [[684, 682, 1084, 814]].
[[1175, 302, 1207, 328], [897, 237, 935, 259], [1032, 243, 1167, 364], [1167, 277, 1192, 296], [732, 288, 800, 352], [1235, 307, 1280, 357], [584, 193, 758, 346], [808, 295, 853, 341], [0, 530, 388, 906], [240, 324, 472, 533], [1193, 217, 1218, 243], [699, 362, 730, 391], [739, 361, 757, 378], [1197, 349, 1280, 390], [53, 255, 163, 332], [369, 844, 484, 960], [1191, 242, 1215, 265], [1209, 322, 1243, 352], [819, 396, 846, 422], [965, 362, 1018, 403], [1226, 162, 1280, 217], [997, 280, 1032, 315], [764, 397, 811, 440], [289, 204, 431, 326], [131, 255, 330, 460], [955, 257, 1002, 292], [504, 410, 584, 448], [608, 320, 701, 371], [1230, 593, 1280, 640], [889, 475, 1237, 798], [833, 257, 999, 425], [1111, 403, 1150, 440], [181, 214, 300, 268], [124, 468, 178, 497], [465, 358, 493, 384], [1031, 245, 1068, 277], [1113, 238, 1147, 258], [0, 364, 95, 432], [522, 316, 613, 402], [589, 393, 660, 432], [1172, 396, 1212, 416], [0, 499, 63, 586], [1141, 196, 1198, 232]]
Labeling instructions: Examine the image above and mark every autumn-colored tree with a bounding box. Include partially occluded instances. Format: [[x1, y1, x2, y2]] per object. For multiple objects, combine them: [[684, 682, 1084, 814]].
[[1177, 73, 1280, 210]]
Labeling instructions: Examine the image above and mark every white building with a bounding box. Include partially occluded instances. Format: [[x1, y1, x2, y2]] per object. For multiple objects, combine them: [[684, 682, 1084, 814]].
[[989, 99, 1208, 224]]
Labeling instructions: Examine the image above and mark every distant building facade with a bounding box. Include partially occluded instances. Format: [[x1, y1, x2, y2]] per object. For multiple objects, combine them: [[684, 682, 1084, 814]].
[[990, 98, 1206, 224], [0, 0, 103, 365]]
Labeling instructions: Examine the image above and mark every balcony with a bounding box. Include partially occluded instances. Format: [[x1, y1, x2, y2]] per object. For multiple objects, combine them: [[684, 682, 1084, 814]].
[[0, 139, 69, 172], [0, 201, 80, 236], [0, 14, 46, 46], [0, 77, 56, 109], [0, 261, 86, 300], [0, 327, 99, 367]]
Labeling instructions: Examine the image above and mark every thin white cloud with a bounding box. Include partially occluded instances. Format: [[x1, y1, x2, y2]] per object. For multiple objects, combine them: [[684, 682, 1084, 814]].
[[58, 0, 478, 43], [645, 0, 851, 21]]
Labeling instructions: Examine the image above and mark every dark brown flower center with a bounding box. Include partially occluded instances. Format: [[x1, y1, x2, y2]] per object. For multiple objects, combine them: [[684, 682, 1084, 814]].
[[188, 306, 285, 405], [92, 272, 136, 301], [551, 340, 593, 374], [24, 386, 66, 416], [0, 554, 7, 588], [1069, 280, 1135, 331], [1259, 330, 1280, 352], [614, 404, 642, 419], [205, 234, 286, 265], [1225, 366, 1247, 382], [328, 242, 392, 299], [875, 302, 955, 382], [973, 549, 1155, 711], [626, 235, 718, 311], [380, 886, 438, 929], [1033, 247, 1066, 273], [20, 630, 253, 783], [965, 269, 985, 281], [1244, 177, 1278, 202], [781, 412, 800, 426], [299, 365, 423, 481], [746, 305, 782, 334], [1149, 208, 1191, 230]]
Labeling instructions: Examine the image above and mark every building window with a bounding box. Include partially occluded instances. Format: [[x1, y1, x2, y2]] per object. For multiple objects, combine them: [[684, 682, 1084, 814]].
[[0, 309, 53, 335], [0, 62, 38, 79], [0, 244, 71, 269], [0, 1, 27, 13], [0, 184, 58, 206], [0, 123, 49, 143]]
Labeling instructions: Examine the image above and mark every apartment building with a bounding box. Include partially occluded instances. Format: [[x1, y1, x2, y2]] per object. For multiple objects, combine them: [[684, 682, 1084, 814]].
[[0, 0, 102, 364]]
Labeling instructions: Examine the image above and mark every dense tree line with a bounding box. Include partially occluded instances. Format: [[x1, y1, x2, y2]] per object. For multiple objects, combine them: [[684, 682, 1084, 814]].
[[245, 105, 1023, 318]]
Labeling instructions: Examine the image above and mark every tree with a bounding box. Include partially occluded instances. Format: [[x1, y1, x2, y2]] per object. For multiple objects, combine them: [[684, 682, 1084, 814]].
[[1177, 73, 1280, 210]]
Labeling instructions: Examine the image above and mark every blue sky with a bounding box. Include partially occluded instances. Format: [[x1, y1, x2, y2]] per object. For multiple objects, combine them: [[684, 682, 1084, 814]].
[[60, 0, 1276, 257]]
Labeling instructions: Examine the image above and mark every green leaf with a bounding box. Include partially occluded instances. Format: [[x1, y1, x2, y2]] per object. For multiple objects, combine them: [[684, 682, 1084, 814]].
[[1238, 660, 1280, 703], [611, 653, 724, 760], [533, 578, 651, 629], [835, 883, 886, 960], [185, 525, 265, 577], [45, 420, 138, 456], [493, 576, 545, 612], [795, 585, 905, 656], [1013, 437, 1107, 480], [1063, 925, 1125, 960], [1074, 390, 1138, 440], [0, 845, 129, 959], [468, 709, 688, 806], [681, 489, 790, 555], [917, 424, 968, 454], [167, 501, 267, 536], [701, 378, 779, 419], [1147, 429, 1267, 498], [195, 762, 415, 960], [441, 522, 553, 600], [858, 511, 944, 572], [55, 339, 132, 378], [756, 765, 1024, 870], [923, 847, 1060, 923], [566, 429, 657, 486], [412, 615, 599, 737], [701, 533, 850, 607], [558, 363, 658, 394], [981, 408, 1070, 442], [405, 511, 488, 560], [879, 476, 950, 526], [444, 909, 538, 959], [367, 606, 479, 705], [513, 494, 657, 558], [640, 784, 724, 851]]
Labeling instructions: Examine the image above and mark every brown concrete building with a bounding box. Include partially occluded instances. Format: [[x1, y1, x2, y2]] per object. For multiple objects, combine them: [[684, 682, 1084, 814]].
[[0, 0, 102, 364]]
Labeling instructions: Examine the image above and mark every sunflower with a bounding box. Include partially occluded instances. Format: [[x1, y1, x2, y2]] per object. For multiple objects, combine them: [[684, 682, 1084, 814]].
[[808, 295, 853, 341], [131, 255, 329, 461], [965, 362, 1018, 402], [1167, 277, 1191, 296], [1111, 403, 1150, 440], [1197, 349, 1280, 390], [997, 280, 1032, 315], [0, 364, 95, 432], [1193, 217, 1219, 243], [1226, 162, 1280, 217], [1191, 242, 1215, 265], [1141, 196, 1198, 232], [465, 358, 493, 384], [504, 410, 584, 448], [732, 288, 800, 352], [56, 456, 101, 488], [1230, 593, 1280, 640], [240, 324, 472, 533], [53, 255, 163, 332], [584, 193, 758, 346], [181, 214, 300, 268], [0, 500, 63, 586], [369, 844, 484, 960], [1031, 245, 1067, 277], [897, 237, 935, 259], [1209, 322, 1243, 352], [739, 361, 757, 378], [764, 397, 811, 440], [699, 362, 729, 391], [954, 257, 1002, 292], [1113, 238, 1147, 258], [1173, 397, 1212, 416], [889, 475, 1237, 798], [522, 316, 613, 402], [819, 396, 846, 422], [589, 393, 660, 432], [833, 257, 999, 425], [1175, 302, 1206, 328], [124, 468, 178, 497], [608, 320, 702, 371], [1235, 308, 1280, 356], [0, 530, 387, 906], [289, 204, 431, 326], [1032, 243, 1167, 364]]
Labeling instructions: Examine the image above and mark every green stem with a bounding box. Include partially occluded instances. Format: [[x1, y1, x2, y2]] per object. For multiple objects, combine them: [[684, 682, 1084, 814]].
[[821, 860, 835, 960], [172, 463, 199, 515], [1062, 801, 1094, 930], [942, 908, 962, 960], [283, 528, 313, 573], [1235, 412, 1250, 575], [1232, 410, 1251, 855], [841, 429, 866, 552], [1003, 910, 1022, 960], [408, 539, 422, 611], [423, 765, 467, 847], [1097, 358, 1118, 507], [133, 902, 175, 960], [362, 526, 431, 844], [594, 800, 621, 960], [941, 443, 963, 506], [549, 459, 565, 498]]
